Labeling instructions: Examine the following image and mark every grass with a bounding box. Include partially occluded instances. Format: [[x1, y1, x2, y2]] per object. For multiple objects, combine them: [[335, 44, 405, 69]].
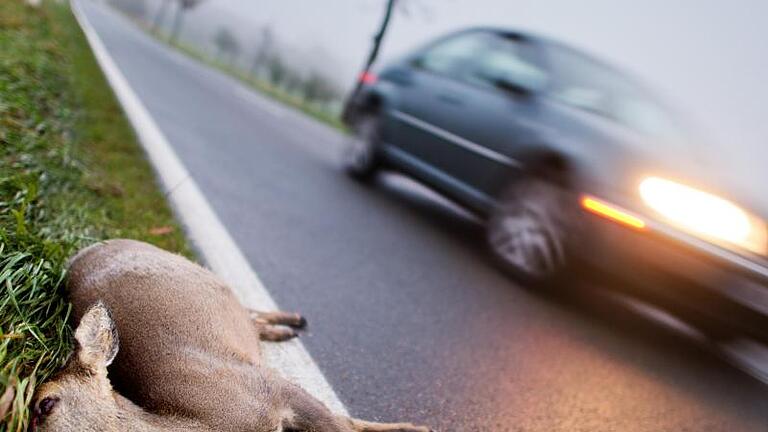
[[0, 1, 190, 429]]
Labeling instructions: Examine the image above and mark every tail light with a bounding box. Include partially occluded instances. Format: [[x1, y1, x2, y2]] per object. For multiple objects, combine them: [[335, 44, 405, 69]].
[[360, 71, 378, 85]]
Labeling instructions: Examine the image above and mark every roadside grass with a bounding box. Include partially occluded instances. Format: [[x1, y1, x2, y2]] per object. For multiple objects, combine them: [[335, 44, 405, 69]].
[[0, 1, 190, 430]]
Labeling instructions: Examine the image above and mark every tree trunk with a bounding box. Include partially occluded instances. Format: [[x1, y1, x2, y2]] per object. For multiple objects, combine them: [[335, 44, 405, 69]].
[[362, 0, 397, 75], [152, 0, 170, 34], [344, 0, 397, 121], [250, 48, 267, 78], [169, 4, 185, 45]]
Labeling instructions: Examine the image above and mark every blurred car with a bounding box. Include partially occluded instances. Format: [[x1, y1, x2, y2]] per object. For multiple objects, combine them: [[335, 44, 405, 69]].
[[341, 27, 768, 342]]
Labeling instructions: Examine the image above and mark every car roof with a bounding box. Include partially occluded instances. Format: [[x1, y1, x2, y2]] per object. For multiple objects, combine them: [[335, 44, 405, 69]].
[[444, 26, 603, 66], [444, 27, 670, 103]]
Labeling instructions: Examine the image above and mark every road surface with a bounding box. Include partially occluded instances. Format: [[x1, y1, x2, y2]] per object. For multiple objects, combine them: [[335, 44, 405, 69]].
[[78, 2, 768, 430]]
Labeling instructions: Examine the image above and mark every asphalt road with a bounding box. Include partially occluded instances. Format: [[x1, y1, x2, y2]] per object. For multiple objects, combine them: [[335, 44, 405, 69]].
[[79, 2, 768, 431]]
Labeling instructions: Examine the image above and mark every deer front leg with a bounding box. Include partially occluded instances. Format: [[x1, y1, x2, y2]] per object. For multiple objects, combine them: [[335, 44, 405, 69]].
[[343, 417, 433, 432], [248, 309, 307, 328]]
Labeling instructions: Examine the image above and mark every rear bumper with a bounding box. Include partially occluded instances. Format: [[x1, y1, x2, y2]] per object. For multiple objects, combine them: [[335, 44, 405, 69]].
[[583, 207, 768, 341]]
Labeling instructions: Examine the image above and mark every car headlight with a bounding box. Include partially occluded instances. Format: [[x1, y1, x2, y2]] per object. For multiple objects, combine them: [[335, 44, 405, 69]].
[[639, 176, 767, 255]]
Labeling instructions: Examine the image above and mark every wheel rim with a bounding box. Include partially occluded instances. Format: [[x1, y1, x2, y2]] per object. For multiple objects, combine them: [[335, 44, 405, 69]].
[[489, 184, 566, 279]]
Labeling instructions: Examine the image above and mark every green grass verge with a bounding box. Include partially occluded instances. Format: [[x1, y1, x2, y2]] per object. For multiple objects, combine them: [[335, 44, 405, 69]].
[[0, 1, 190, 429]]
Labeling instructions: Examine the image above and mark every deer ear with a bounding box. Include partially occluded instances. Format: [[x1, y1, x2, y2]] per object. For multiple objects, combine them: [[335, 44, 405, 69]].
[[75, 301, 119, 370]]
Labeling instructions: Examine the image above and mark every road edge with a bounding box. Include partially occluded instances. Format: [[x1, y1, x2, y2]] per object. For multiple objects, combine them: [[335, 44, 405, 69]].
[[70, 0, 348, 415]]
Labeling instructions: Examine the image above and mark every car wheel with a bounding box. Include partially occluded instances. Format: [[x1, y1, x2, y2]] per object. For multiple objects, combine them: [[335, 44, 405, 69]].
[[487, 176, 579, 285], [343, 115, 381, 180]]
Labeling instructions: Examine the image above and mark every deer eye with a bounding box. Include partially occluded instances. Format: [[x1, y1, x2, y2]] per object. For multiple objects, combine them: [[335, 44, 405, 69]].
[[37, 397, 59, 416]]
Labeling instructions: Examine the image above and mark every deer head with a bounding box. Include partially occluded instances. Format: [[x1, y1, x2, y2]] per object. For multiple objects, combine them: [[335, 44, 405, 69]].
[[30, 302, 123, 432]]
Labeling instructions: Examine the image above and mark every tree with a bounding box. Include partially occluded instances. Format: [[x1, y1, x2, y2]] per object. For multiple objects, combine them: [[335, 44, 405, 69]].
[[250, 27, 274, 79], [266, 54, 288, 87], [343, 0, 430, 120], [282, 69, 304, 95], [344, 0, 397, 120], [359, 0, 397, 81], [356, 0, 430, 77], [213, 28, 241, 66], [169, 0, 203, 44], [303, 72, 340, 105], [152, 0, 171, 33]]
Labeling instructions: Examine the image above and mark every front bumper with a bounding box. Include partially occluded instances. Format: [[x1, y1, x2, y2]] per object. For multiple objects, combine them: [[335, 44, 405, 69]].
[[583, 206, 768, 342]]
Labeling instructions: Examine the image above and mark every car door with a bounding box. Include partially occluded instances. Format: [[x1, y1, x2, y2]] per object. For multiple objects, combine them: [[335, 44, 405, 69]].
[[426, 34, 551, 199], [389, 31, 550, 207], [386, 32, 494, 203]]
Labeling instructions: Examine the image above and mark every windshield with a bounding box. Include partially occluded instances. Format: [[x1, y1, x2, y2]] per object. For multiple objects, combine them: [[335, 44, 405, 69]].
[[544, 43, 681, 141]]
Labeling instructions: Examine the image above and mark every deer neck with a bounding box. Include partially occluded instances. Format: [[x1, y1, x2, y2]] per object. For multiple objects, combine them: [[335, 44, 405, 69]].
[[114, 393, 214, 432]]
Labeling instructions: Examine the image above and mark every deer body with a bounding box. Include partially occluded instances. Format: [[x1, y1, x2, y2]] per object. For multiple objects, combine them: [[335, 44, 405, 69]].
[[66, 240, 274, 429], [32, 240, 430, 432]]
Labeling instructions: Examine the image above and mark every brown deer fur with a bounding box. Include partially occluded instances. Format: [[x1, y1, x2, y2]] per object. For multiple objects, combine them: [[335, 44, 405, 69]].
[[31, 240, 431, 432]]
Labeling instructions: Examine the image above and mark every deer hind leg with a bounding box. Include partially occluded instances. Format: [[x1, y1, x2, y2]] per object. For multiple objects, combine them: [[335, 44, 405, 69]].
[[258, 324, 299, 342], [344, 418, 433, 432], [249, 310, 307, 329], [249, 310, 306, 342]]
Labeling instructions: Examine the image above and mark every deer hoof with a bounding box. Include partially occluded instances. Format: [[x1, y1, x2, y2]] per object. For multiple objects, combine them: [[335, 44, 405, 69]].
[[296, 315, 308, 329]]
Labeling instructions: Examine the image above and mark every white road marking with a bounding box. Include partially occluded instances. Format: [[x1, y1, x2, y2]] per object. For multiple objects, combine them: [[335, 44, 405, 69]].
[[71, 0, 348, 415]]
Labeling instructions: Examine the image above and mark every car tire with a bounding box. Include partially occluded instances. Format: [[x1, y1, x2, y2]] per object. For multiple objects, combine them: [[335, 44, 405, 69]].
[[343, 115, 382, 181], [487, 175, 580, 286]]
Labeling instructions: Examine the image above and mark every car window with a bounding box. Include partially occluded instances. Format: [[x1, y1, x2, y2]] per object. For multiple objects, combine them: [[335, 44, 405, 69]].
[[416, 32, 488, 78], [464, 35, 548, 93], [417, 32, 548, 96], [544, 44, 680, 139]]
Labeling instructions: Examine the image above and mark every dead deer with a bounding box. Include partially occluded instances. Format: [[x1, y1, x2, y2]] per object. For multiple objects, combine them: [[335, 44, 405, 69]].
[[31, 239, 431, 432]]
